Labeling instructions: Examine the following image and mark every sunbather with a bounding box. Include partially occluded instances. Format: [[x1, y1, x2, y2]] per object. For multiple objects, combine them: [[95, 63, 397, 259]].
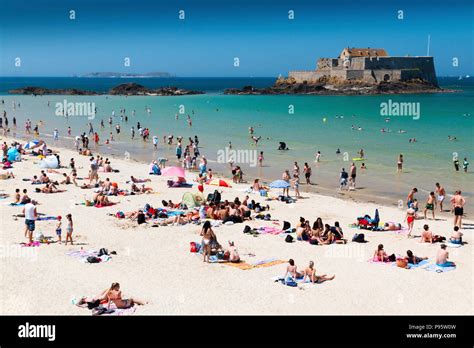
[[97, 282, 146, 309], [303, 261, 335, 284]]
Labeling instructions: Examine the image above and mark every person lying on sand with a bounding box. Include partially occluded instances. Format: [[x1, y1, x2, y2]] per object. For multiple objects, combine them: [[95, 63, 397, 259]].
[[36, 183, 59, 193], [404, 250, 427, 265], [383, 222, 402, 231], [97, 282, 147, 309], [130, 176, 151, 183], [303, 261, 335, 284]]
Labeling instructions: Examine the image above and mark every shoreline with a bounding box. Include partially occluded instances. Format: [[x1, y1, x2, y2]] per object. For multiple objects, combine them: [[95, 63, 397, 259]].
[[4, 132, 468, 216]]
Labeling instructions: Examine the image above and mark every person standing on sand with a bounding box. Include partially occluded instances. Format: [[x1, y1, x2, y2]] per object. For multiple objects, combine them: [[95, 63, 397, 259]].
[[303, 162, 311, 184], [450, 190, 465, 229], [435, 183, 446, 212], [282, 170, 290, 197], [23, 200, 37, 244], [65, 214, 73, 245], [405, 207, 416, 238], [292, 174, 301, 198], [423, 192, 437, 220], [397, 154, 403, 173]]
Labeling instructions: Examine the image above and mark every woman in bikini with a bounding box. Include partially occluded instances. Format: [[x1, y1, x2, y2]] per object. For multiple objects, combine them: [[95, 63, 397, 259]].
[[98, 283, 146, 309], [285, 259, 302, 282], [200, 221, 216, 263], [303, 261, 335, 284], [65, 213, 73, 245], [373, 244, 389, 262], [405, 207, 416, 238]]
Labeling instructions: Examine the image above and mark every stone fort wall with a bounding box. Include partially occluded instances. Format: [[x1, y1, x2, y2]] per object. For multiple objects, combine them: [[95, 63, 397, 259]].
[[289, 57, 437, 85]]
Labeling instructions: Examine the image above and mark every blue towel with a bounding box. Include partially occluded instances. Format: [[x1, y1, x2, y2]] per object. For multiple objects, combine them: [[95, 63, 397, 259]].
[[407, 259, 430, 269], [424, 263, 456, 273]]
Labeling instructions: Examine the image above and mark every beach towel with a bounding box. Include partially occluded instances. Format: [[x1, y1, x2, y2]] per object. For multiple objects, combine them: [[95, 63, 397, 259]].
[[7, 202, 25, 206], [272, 275, 321, 288], [446, 242, 462, 248], [67, 250, 112, 263], [20, 241, 41, 247], [224, 258, 286, 270], [423, 263, 456, 273], [406, 259, 430, 269], [36, 216, 59, 221], [73, 298, 137, 315]]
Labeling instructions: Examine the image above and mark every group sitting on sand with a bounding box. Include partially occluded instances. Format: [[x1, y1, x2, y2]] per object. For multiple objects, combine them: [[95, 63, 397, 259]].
[[295, 217, 347, 245]]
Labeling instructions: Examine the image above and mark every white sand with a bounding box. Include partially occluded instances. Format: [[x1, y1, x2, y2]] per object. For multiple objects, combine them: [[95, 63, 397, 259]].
[[0, 140, 472, 315]]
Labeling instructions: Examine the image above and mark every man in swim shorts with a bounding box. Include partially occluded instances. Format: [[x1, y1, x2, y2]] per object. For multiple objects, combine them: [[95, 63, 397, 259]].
[[423, 192, 437, 220], [435, 182, 445, 212], [23, 200, 37, 243], [450, 190, 465, 229]]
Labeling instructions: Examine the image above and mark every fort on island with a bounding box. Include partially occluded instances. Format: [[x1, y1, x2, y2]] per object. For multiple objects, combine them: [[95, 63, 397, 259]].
[[288, 47, 438, 86]]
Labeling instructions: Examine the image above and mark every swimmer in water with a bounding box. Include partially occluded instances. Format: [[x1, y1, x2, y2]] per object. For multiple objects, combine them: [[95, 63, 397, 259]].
[[336, 148, 341, 154]]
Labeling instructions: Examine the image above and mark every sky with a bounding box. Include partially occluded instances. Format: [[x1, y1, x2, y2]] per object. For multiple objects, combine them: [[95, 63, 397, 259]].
[[0, 0, 473, 77]]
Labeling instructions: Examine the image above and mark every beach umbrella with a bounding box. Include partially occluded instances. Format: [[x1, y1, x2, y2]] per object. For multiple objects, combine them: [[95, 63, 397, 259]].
[[24, 140, 39, 149], [269, 180, 290, 189], [161, 166, 185, 177], [208, 179, 231, 188]]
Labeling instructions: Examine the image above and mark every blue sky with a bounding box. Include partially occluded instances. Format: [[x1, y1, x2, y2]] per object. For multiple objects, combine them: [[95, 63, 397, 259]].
[[0, 0, 472, 77]]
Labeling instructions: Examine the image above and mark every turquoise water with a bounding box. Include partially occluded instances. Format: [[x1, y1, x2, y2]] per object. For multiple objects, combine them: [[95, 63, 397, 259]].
[[1, 77, 473, 205]]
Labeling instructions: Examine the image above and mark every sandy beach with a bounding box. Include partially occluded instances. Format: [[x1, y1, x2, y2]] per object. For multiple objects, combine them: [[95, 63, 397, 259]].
[[0, 137, 472, 316]]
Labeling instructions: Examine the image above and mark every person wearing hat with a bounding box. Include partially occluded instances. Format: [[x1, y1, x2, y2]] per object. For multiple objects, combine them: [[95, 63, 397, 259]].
[[22, 200, 37, 243]]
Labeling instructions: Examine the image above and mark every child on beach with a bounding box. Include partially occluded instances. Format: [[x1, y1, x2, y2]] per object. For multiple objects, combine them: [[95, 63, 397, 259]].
[[292, 174, 301, 198], [56, 216, 62, 244], [65, 213, 73, 245]]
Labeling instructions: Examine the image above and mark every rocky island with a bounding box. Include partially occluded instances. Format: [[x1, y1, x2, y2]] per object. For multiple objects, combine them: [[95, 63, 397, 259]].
[[225, 47, 452, 95], [9, 83, 204, 96]]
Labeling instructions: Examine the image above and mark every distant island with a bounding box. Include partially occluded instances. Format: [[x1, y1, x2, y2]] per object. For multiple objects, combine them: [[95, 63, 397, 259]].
[[82, 72, 174, 78], [226, 47, 452, 95], [9, 83, 203, 96]]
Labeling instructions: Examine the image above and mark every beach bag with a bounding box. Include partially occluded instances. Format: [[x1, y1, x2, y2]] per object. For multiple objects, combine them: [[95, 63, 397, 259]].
[[309, 239, 318, 245], [259, 189, 267, 197], [388, 254, 396, 262], [190, 242, 197, 253], [352, 233, 365, 243], [212, 190, 221, 204], [282, 221, 291, 231], [86, 256, 101, 263], [243, 225, 251, 233], [98, 248, 108, 257], [87, 299, 101, 309], [285, 235, 294, 243], [396, 259, 408, 268]]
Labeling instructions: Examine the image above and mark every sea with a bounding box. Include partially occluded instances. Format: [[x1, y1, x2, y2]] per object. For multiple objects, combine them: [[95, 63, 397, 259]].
[[0, 76, 473, 207]]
